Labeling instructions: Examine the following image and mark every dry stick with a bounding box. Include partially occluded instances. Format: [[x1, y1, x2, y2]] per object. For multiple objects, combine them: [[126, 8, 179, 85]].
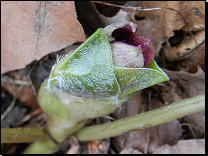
[[66, 136, 80, 154], [1, 75, 30, 86], [15, 108, 42, 127], [91, 1, 162, 11], [90, 1, 205, 50], [1, 85, 23, 121]]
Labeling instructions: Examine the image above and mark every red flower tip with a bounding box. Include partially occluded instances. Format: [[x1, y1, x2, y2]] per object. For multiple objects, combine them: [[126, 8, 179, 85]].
[[111, 23, 154, 67]]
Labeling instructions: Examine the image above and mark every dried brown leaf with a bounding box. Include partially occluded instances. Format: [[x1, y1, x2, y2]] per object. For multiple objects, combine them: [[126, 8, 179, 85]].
[[2, 84, 38, 109], [162, 67, 205, 99], [153, 139, 205, 154], [119, 147, 143, 154], [182, 111, 205, 138], [1, 1, 85, 74], [87, 140, 109, 154], [164, 30, 205, 61]]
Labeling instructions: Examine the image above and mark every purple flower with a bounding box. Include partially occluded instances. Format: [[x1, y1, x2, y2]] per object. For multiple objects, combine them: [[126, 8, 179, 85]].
[[104, 22, 155, 68]]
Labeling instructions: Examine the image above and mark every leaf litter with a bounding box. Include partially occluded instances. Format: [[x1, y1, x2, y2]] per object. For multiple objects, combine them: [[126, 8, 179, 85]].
[[1, 1, 205, 154]]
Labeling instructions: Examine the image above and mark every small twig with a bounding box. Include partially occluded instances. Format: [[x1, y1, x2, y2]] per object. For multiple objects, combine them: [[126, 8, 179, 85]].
[[14, 80, 30, 85], [91, 1, 162, 11], [164, 7, 204, 50], [1, 75, 30, 86], [36, 116, 47, 128], [101, 115, 115, 121], [66, 144, 80, 154], [86, 118, 94, 126], [181, 123, 196, 138], [180, 123, 196, 128], [15, 108, 42, 127], [1, 85, 23, 121], [66, 136, 80, 154], [109, 148, 116, 154], [144, 128, 150, 154]]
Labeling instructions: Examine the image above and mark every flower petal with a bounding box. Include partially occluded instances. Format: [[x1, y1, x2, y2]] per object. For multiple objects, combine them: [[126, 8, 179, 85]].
[[111, 42, 144, 68], [126, 35, 155, 67]]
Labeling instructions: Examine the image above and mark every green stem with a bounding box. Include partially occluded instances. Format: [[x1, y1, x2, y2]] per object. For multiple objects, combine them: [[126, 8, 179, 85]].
[[1, 128, 49, 143], [74, 93, 205, 142], [1, 94, 205, 144], [22, 120, 87, 154]]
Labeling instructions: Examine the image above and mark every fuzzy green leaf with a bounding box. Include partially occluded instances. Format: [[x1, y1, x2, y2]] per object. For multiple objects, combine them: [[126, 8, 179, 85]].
[[49, 29, 120, 99], [115, 60, 169, 98]]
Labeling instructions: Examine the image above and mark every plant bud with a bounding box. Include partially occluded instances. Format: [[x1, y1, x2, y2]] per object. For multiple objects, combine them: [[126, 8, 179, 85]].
[[105, 22, 155, 67], [111, 42, 144, 68], [24, 22, 169, 154], [126, 35, 155, 67]]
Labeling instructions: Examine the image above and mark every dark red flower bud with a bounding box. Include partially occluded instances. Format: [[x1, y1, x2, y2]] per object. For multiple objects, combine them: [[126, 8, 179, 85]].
[[111, 42, 144, 68], [104, 22, 155, 68], [126, 35, 155, 67]]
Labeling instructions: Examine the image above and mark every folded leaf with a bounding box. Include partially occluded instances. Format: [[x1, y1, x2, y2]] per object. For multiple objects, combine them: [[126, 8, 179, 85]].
[[49, 29, 120, 99], [115, 60, 169, 98]]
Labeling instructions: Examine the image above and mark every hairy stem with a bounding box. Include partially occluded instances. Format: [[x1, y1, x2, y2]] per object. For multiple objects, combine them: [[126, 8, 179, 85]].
[[22, 120, 87, 154], [1, 128, 49, 143], [74, 94, 205, 141]]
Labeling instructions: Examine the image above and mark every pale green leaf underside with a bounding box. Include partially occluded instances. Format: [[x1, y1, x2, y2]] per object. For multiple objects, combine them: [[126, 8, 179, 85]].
[[115, 60, 169, 98]]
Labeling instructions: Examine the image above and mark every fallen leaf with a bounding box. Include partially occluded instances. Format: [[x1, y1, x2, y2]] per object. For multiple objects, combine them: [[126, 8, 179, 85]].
[[1, 94, 28, 128], [162, 41, 205, 73], [1, 1, 85, 74], [87, 139, 109, 154], [66, 144, 79, 154], [162, 67, 205, 99], [2, 84, 38, 109], [94, 1, 126, 17], [164, 30, 205, 61], [153, 139, 205, 154], [98, 9, 131, 28], [119, 147, 143, 154], [182, 111, 205, 138], [66, 136, 80, 154]]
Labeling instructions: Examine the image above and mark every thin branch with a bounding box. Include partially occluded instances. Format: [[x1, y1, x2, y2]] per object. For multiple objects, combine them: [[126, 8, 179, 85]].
[[90, 1, 162, 11]]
